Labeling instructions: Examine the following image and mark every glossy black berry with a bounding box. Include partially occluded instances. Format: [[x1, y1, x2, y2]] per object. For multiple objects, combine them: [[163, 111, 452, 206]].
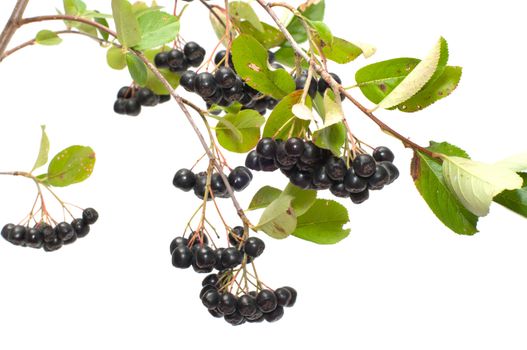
[[243, 237, 265, 258], [228, 226, 244, 246], [186, 56, 204, 68], [373, 146, 395, 163], [171, 245, 193, 268], [209, 172, 227, 198], [172, 168, 196, 192], [259, 157, 278, 172], [221, 247, 243, 269], [55, 222, 74, 241], [218, 292, 238, 315], [179, 70, 197, 92], [379, 161, 399, 184], [330, 182, 350, 198], [117, 86, 133, 99], [284, 286, 297, 306], [8, 225, 26, 245], [228, 166, 252, 192], [343, 168, 368, 193], [193, 172, 210, 200], [201, 289, 220, 310], [194, 72, 218, 98], [214, 50, 233, 66], [350, 189, 369, 204], [137, 88, 159, 107], [208, 308, 224, 318], [256, 289, 278, 313], [310, 166, 330, 190], [40, 224, 56, 243], [264, 305, 284, 322], [301, 141, 322, 164], [159, 94, 171, 103], [289, 171, 312, 189], [1, 223, 14, 241], [43, 237, 63, 252], [200, 285, 217, 300], [167, 49, 185, 67], [223, 77, 244, 103], [170, 236, 188, 255], [63, 232, 77, 245], [195, 246, 217, 269], [184, 42, 205, 61], [317, 72, 342, 94], [246, 311, 265, 323], [71, 218, 90, 238], [113, 98, 127, 115], [188, 231, 209, 246], [82, 208, 99, 225], [214, 66, 237, 89], [154, 51, 169, 68], [224, 310, 245, 326], [214, 248, 225, 270], [325, 157, 347, 181], [294, 71, 317, 99], [256, 138, 277, 159], [125, 98, 141, 116], [25, 227, 43, 248], [202, 273, 219, 288], [367, 164, 389, 190], [275, 287, 293, 307], [265, 97, 278, 109], [285, 138, 305, 157], [353, 154, 376, 178], [237, 294, 257, 317]]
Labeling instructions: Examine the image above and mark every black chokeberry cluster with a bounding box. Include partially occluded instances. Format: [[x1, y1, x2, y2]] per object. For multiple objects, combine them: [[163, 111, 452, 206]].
[[154, 41, 206, 72], [113, 86, 170, 116], [246, 138, 399, 204], [1, 208, 98, 252], [201, 275, 297, 325], [178, 49, 279, 115], [172, 166, 253, 200]]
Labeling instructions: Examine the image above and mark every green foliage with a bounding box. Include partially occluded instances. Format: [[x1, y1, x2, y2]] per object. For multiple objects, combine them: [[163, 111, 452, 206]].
[[292, 199, 350, 244], [106, 46, 126, 70], [126, 53, 147, 86], [316, 36, 362, 64], [94, 15, 110, 41], [231, 34, 295, 99], [229, 1, 263, 32], [31, 126, 50, 173], [111, 0, 141, 48], [248, 186, 281, 211], [46, 146, 96, 187], [308, 20, 332, 44], [134, 10, 180, 50], [494, 174, 527, 218], [143, 48, 180, 94], [411, 142, 478, 235], [274, 47, 308, 68], [238, 21, 285, 49], [215, 109, 265, 153], [35, 30, 62, 46], [263, 91, 311, 139], [286, 0, 325, 43], [313, 122, 346, 156]]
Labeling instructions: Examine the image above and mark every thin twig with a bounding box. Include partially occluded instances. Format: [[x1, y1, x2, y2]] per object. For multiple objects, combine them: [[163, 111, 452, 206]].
[[0, 0, 30, 58]]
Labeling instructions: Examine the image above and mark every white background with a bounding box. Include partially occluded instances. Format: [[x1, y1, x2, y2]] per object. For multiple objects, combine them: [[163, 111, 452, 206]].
[[0, 0, 526, 349]]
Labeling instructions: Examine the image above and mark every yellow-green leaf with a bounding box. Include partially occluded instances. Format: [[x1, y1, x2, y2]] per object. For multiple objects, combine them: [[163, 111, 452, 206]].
[[47, 146, 96, 187], [35, 30, 62, 46], [31, 125, 50, 172]]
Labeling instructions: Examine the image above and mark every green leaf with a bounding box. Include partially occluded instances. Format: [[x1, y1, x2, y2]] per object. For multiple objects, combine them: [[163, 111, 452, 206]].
[[229, 1, 264, 32], [375, 37, 449, 110], [411, 142, 478, 235], [308, 20, 332, 45], [35, 30, 62, 46], [274, 46, 308, 68], [94, 15, 110, 41], [64, 0, 87, 15], [263, 90, 311, 139], [494, 173, 527, 218], [398, 66, 462, 112], [292, 199, 350, 244], [232, 34, 295, 99], [215, 109, 265, 153], [111, 0, 141, 48], [209, 9, 233, 47], [248, 186, 281, 211], [282, 183, 317, 216], [31, 125, 50, 172], [256, 194, 297, 239], [317, 36, 362, 64], [132, 2, 164, 16], [313, 122, 346, 156], [107, 46, 126, 70], [126, 53, 148, 85], [238, 21, 286, 49], [143, 47, 180, 94], [442, 155, 524, 217], [47, 145, 96, 187], [321, 89, 343, 127], [286, 0, 325, 43], [134, 10, 180, 50]]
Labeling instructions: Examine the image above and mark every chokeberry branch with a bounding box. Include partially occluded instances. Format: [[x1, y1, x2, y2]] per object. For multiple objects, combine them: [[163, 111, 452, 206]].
[[255, 0, 438, 159], [0, 0, 30, 58]]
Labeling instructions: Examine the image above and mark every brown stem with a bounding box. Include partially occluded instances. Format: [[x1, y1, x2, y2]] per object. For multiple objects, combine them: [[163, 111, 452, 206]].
[[20, 15, 118, 38], [199, 0, 226, 28], [255, 0, 436, 158], [0, 0, 30, 58]]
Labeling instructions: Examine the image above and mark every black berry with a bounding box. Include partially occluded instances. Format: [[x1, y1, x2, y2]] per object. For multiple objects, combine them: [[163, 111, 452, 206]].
[[256, 138, 277, 159], [202, 273, 219, 288], [82, 208, 99, 225], [353, 154, 376, 178], [350, 189, 369, 204], [154, 51, 169, 68], [172, 245, 193, 268], [1, 223, 14, 241], [285, 137, 305, 157], [195, 245, 217, 269], [201, 289, 220, 310], [25, 227, 43, 248], [275, 287, 293, 307], [173, 168, 196, 192], [325, 157, 347, 181], [8, 225, 26, 246], [373, 146, 395, 162], [343, 168, 368, 193], [221, 247, 243, 268], [243, 237, 265, 258], [71, 218, 90, 238], [228, 226, 244, 246], [113, 98, 127, 115], [256, 289, 278, 313], [312, 166, 332, 190], [55, 222, 74, 241], [170, 236, 188, 255], [194, 72, 218, 98], [379, 161, 399, 184], [289, 171, 312, 189], [125, 98, 141, 116], [218, 292, 238, 315], [367, 165, 389, 190], [237, 294, 257, 317], [214, 66, 237, 89], [136, 88, 159, 107], [179, 70, 197, 92], [228, 166, 252, 192], [264, 305, 284, 322], [184, 42, 205, 61]]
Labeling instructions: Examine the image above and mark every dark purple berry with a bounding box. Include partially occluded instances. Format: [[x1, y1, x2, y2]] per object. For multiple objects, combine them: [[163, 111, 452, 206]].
[[379, 161, 399, 184], [159, 94, 170, 103], [373, 146, 395, 162], [218, 292, 238, 315], [237, 294, 257, 317], [173, 169, 196, 192], [40, 224, 56, 243], [184, 42, 205, 61], [201, 289, 220, 310], [117, 86, 133, 99], [154, 51, 169, 68], [264, 305, 284, 322], [294, 71, 317, 98], [350, 189, 369, 204], [300, 141, 322, 164], [243, 237, 265, 257], [343, 168, 368, 193], [256, 138, 277, 159], [55, 222, 74, 241], [228, 226, 244, 246], [330, 182, 350, 198], [71, 218, 90, 238], [179, 70, 197, 92], [223, 77, 244, 103], [170, 236, 188, 255], [214, 66, 237, 89], [224, 310, 245, 326], [284, 286, 297, 306], [285, 138, 305, 157], [136, 88, 159, 107], [289, 171, 312, 189], [214, 248, 225, 270], [167, 49, 185, 68], [367, 164, 389, 190], [259, 157, 278, 172], [171, 245, 193, 268], [1, 223, 14, 241], [25, 227, 43, 248], [256, 289, 278, 313], [214, 50, 233, 66], [113, 98, 127, 115], [125, 98, 141, 116], [353, 154, 376, 178], [8, 225, 26, 246], [43, 237, 63, 252], [194, 72, 218, 98], [275, 287, 293, 307], [202, 273, 219, 288], [82, 208, 99, 225], [312, 166, 332, 190], [221, 247, 243, 269], [317, 72, 342, 94], [195, 246, 217, 269], [209, 308, 224, 318], [228, 166, 252, 192], [325, 157, 347, 181]]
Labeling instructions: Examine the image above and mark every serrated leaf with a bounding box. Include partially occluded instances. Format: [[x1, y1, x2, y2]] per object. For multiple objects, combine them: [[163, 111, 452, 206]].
[[286, 0, 325, 43], [263, 91, 311, 139], [229, 1, 263, 32], [31, 125, 50, 173], [143, 47, 180, 94], [248, 186, 281, 211], [292, 103, 313, 120], [238, 21, 285, 49], [494, 152, 527, 172], [317, 36, 362, 64], [313, 122, 346, 156], [112, 0, 141, 48], [126, 53, 147, 85], [232, 34, 295, 99], [292, 199, 350, 244], [375, 37, 447, 110], [35, 30, 62, 46], [494, 173, 527, 218], [47, 146, 96, 187], [134, 10, 180, 50], [442, 156, 524, 217], [215, 109, 265, 153], [411, 142, 478, 235], [282, 183, 317, 216], [256, 195, 297, 239], [107, 46, 126, 70]]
